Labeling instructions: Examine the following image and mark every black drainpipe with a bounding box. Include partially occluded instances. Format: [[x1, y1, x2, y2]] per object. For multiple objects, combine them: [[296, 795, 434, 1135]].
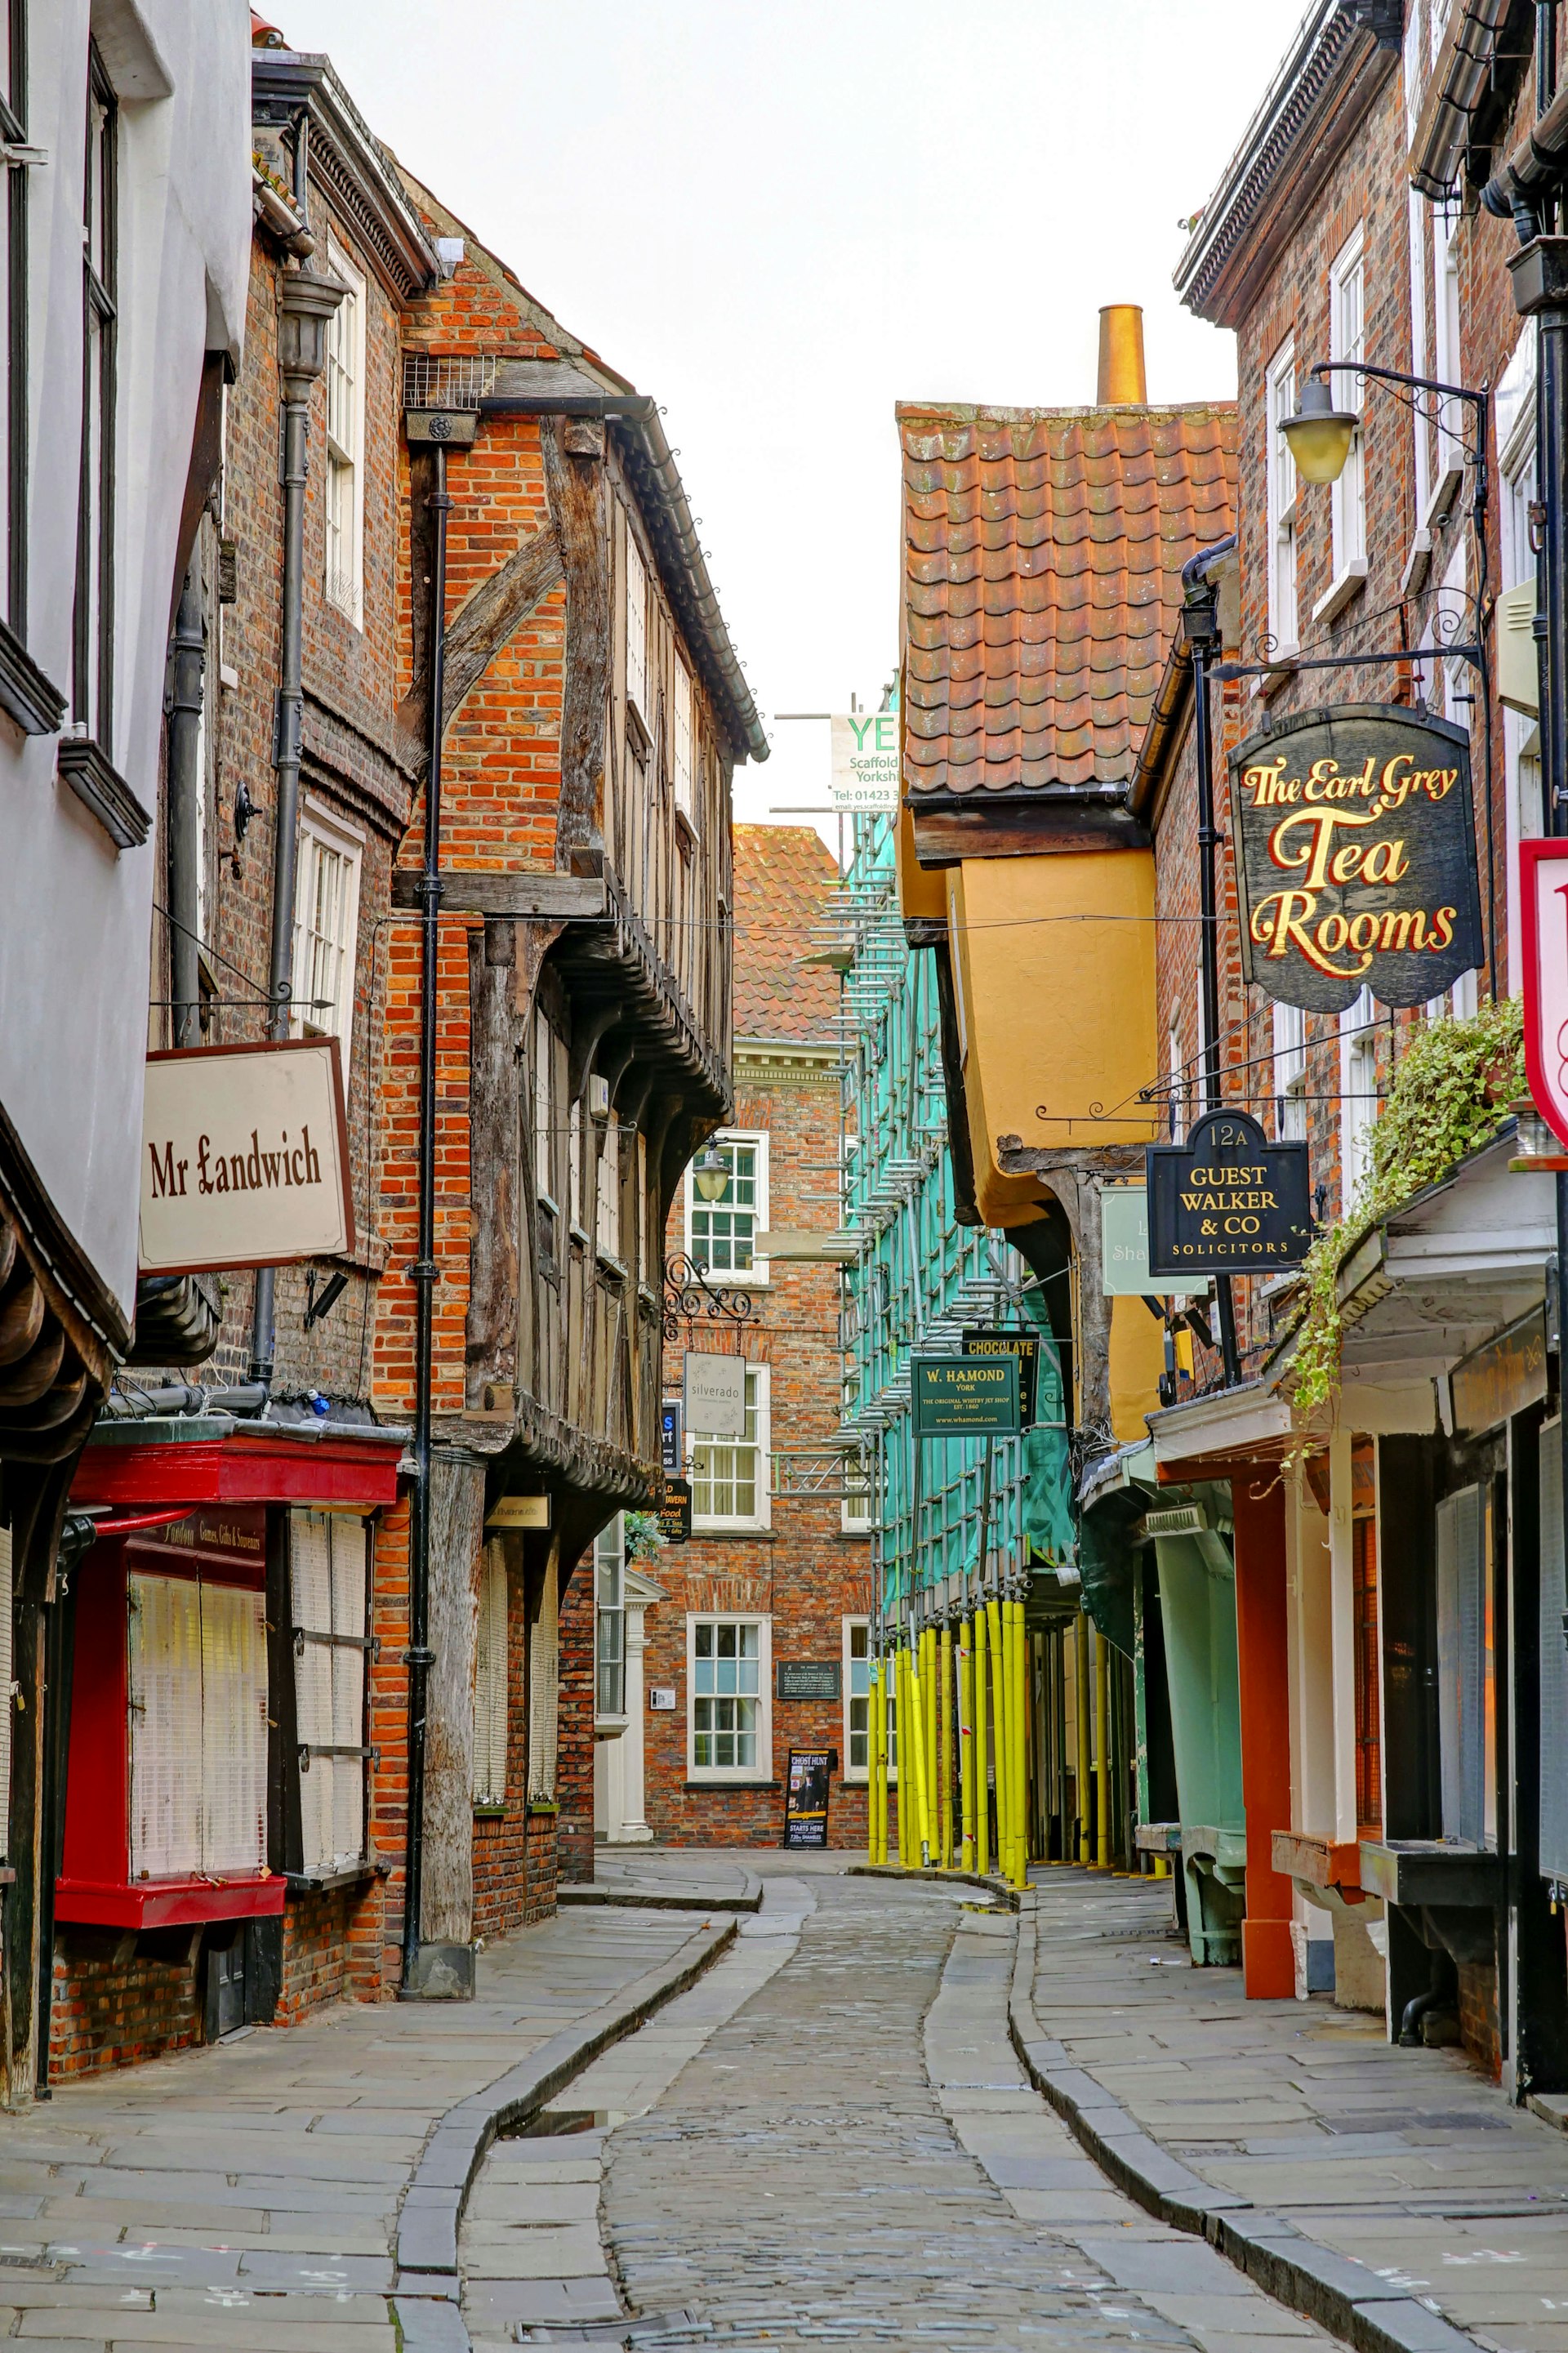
[[402, 441, 451, 1994], [166, 568, 204, 1046], [249, 255, 345, 1388]]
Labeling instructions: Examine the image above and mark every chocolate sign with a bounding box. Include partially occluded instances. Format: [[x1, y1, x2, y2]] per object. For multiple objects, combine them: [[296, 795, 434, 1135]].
[[1229, 704, 1483, 1013]]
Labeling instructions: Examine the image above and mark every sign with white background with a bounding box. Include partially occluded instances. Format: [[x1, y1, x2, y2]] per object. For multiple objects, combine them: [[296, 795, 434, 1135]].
[[682, 1349, 746, 1437], [1522, 839, 1568, 1147], [140, 1041, 353, 1273], [829, 711, 899, 809]]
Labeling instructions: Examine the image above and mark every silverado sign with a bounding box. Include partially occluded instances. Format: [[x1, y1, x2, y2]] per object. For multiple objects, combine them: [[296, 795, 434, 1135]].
[[1229, 704, 1483, 1012], [140, 1040, 353, 1273]]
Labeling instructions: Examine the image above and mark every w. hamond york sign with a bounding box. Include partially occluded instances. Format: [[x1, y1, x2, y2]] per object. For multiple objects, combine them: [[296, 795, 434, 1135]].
[[139, 1040, 354, 1273], [1229, 703, 1483, 1013]]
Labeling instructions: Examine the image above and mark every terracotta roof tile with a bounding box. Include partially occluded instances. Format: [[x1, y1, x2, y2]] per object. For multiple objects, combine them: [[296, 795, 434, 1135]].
[[733, 824, 841, 1045], [900, 399, 1237, 800]]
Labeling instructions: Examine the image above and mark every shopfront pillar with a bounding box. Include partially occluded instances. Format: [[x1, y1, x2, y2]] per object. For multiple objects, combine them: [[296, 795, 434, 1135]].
[[1232, 1473, 1295, 1997]]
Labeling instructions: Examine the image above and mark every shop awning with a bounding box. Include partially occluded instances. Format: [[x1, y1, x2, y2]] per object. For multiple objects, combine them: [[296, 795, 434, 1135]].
[[73, 1413, 406, 1510]]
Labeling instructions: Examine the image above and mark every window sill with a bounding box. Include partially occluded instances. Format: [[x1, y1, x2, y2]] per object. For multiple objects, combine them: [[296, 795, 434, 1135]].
[[626, 698, 652, 763], [1423, 458, 1464, 531], [675, 804, 700, 853], [597, 1253, 628, 1283], [1310, 559, 1367, 629], [0, 616, 65, 737], [283, 1858, 385, 1894], [55, 1874, 287, 1930], [691, 1524, 775, 1540], [528, 1798, 560, 1816], [472, 1803, 507, 1820], [58, 734, 152, 850], [1401, 528, 1434, 598]]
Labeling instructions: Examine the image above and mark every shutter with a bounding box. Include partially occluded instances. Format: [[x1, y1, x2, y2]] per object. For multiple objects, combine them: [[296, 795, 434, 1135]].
[[1540, 1425, 1568, 1880], [528, 1553, 559, 1803], [128, 1573, 203, 1879], [329, 1517, 368, 1868], [290, 1510, 335, 1874], [0, 1521, 11, 1861], [199, 1582, 268, 1874], [1436, 1486, 1484, 1844], [472, 1542, 508, 1806]]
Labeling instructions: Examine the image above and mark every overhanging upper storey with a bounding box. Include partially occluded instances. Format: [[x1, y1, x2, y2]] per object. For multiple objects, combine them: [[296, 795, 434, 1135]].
[[898, 400, 1237, 868]]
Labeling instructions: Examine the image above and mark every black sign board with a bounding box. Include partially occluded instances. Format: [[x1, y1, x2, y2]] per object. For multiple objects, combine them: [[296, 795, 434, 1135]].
[[1230, 703, 1483, 1012], [782, 1747, 836, 1848], [777, 1660, 841, 1702], [655, 1475, 692, 1544], [1147, 1109, 1312, 1281], [913, 1356, 1020, 1436], [962, 1329, 1042, 1426], [660, 1399, 683, 1479]]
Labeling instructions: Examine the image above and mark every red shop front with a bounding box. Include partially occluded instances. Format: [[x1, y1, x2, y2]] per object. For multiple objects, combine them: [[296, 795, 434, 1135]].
[[54, 1419, 403, 2077]]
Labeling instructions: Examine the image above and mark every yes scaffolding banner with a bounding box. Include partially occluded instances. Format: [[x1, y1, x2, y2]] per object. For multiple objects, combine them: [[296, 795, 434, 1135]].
[[828, 711, 899, 810], [140, 1041, 354, 1273], [1229, 703, 1483, 1012]]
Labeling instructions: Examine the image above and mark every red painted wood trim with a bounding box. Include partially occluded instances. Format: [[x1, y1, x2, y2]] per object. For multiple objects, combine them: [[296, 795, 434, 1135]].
[[1232, 1477, 1297, 1999], [53, 1875, 287, 1929], [73, 1436, 402, 1509], [61, 1544, 129, 1890]]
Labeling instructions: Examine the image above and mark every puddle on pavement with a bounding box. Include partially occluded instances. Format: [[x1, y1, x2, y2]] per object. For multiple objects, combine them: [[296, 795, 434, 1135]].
[[508, 2106, 628, 2137]]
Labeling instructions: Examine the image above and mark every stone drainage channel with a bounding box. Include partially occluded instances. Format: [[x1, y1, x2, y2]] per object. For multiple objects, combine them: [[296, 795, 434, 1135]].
[[444, 1871, 1358, 2353]]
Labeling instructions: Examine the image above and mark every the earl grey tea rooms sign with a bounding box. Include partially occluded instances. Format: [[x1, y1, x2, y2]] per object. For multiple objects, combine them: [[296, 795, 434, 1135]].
[[140, 1039, 354, 1273], [1230, 704, 1483, 1012]]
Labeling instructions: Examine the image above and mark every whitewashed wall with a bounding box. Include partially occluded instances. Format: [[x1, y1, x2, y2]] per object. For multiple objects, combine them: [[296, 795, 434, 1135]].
[[0, 0, 250, 1319]]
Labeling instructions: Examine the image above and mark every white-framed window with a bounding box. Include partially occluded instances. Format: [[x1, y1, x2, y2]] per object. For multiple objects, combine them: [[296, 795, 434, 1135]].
[[845, 1619, 871, 1781], [686, 1131, 768, 1282], [673, 657, 695, 822], [1265, 337, 1299, 653], [291, 800, 363, 1053], [74, 42, 117, 750], [323, 234, 366, 625], [692, 1362, 770, 1531], [1339, 987, 1379, 1206], [596, 1116, 621, 1262], [841, 1463, 874, 1536], [1330, 228, 1367, 579], [472, 1539, 508, 1809], [688, 1613, 771, 1779], [625, 524, 648, 722], [1407, 189, 1432, 520], [0, 1520, 12, 1861], [1273, 1000, 1307, 1142], [595, 1516, 626, 1719], [127, 1571, 268, 1882], [1168, 1013, 1187, 1142], [1431, 197, 1464, 506], [289, 1510, 370, 1875], [528, 1553, 559, 1803]]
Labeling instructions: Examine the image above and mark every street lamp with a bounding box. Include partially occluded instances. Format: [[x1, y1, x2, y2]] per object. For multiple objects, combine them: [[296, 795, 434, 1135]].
[[1279, 377, 1360, 483], [693, 1144, 730, 1202]]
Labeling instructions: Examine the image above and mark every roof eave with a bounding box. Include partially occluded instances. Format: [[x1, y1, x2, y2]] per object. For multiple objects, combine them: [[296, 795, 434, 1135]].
[[252, 51, 439, 300]]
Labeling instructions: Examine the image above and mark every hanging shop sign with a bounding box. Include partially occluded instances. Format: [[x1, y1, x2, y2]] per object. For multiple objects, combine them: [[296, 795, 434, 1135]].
[[140, 1039, 353, 1274], [829, 711, 900, 810], [485, 1495, 550, 1532], [913, 1355, 1020, 1437], [962, 1329, 1042, 1425], [782, 1747, 837, 1848], [1521, 837, 1568, 1147], [1146, 1108, 1312, 1281], [1099, 1184, 1197, 1300], [777, 1660, 841, 1701], [1450, 1306, 1548, 1437], [661, 1399, 684, 1478], [683, 1350, 746, 1438], [1229, 704, 1483, 1012], [655, 1476, 692, 1544]]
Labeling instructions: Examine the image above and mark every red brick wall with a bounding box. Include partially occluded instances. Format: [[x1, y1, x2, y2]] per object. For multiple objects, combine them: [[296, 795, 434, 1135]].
[[473, 1547, 567, 1929], [1458, 1954, 1502, 2081], [558, 1561, 595, 1882], [639, 1063, 873, 1850]]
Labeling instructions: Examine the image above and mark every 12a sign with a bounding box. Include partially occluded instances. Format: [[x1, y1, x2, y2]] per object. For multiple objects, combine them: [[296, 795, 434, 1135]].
[[913, 1356, 1020, 1436], [1230, 704, 1483, 1012], [1146, 1109, 1311, 1280], [140, 1040, 353, 1273], [1521, 838, 1568, 1147]]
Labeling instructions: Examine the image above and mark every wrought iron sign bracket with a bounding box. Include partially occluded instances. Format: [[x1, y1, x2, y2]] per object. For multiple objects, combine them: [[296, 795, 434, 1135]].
[[662, 1251, 755, 1342]]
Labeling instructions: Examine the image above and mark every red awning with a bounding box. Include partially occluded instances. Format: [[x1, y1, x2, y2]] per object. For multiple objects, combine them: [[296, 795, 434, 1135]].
[[73, 1426, 403, 1511]]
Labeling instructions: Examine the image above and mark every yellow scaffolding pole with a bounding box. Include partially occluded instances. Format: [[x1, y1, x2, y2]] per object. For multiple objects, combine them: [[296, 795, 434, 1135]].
[[1094, 1622, 1111, 1872], [922, 1623, 938, 1862], [958, 1612, 975, 1873], [908, 1633, 933, 1865], [1075, 1608, 1093, 1864], [894, 1644, 911, 1868], [938, 1621, 954, 1869], [870, 1657, 886, 1865], [1010, 1596, 1029, 1889], [986, 1589, 1008, 1881], [973, 1603, 990, 1878]]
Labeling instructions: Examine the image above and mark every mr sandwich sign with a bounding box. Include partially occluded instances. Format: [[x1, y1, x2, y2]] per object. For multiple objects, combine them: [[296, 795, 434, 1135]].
[[1230, 703, 1483, 1013], [140, 1040, 354, 1273]]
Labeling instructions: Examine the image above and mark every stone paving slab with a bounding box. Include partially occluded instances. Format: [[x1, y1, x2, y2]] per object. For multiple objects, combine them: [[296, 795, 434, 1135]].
[[1023, 1865, 1568, 2353]]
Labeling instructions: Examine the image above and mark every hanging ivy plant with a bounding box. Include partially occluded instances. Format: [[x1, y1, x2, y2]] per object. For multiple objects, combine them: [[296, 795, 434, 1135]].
[[1284, 993, 1526, 1422], [624, 1510, 666, 1565]]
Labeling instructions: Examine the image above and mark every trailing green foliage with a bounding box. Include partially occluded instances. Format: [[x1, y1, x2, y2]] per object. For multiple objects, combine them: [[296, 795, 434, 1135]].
[[624, 1509, 666, 1564], [1285, 994, 1526, 1419]]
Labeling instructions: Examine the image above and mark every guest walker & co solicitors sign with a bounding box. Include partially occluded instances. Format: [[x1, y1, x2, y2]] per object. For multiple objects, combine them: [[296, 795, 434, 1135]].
[[1147, 1109, 1311, 1281], [139, 1039, 354, 1273], [1230, 704, 1483, 1012]]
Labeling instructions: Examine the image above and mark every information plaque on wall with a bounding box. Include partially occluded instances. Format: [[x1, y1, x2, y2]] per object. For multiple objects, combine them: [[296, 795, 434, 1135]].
[[777, 1661, 841, 1701]]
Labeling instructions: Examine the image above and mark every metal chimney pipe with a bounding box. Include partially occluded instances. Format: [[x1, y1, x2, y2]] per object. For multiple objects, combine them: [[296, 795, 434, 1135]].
[[1097, 305, 1147, 404]]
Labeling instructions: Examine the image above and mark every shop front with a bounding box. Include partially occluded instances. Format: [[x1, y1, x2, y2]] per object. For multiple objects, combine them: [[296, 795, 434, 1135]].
[[51, 1414, 403, 2079]]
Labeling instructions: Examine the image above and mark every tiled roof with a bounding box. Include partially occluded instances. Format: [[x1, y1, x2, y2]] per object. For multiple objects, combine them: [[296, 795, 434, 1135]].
[[733, 825, 840, 1044], [900, 402, 1238, 800]]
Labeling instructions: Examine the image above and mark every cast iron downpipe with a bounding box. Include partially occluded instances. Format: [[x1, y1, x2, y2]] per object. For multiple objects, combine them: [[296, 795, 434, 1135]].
[[1181, 537, 1242, 1388], [249, 261, 344, 1388], [167, 568, 205, 1046], [401, 442, 451, 1995]]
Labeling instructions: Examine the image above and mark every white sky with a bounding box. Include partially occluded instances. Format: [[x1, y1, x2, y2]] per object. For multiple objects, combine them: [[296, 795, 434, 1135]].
[[279, 1, 1306, 839]]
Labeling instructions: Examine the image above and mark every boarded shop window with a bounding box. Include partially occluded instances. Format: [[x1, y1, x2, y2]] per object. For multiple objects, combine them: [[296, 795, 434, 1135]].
[[127, 1572, 267, 1880], [528, 1553, 559, 1803], [1435, 1483, 1495, 1850], [472, 1541, 508, 1808], [289, 1511, 370, 1875]]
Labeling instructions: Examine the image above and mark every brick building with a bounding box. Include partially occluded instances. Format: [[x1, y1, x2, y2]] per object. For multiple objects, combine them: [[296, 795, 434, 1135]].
[[626, 826, 874, 1850]]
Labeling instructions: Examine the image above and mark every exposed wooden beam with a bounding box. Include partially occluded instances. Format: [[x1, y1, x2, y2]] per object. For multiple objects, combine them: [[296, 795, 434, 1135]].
[[390, 870, 608, 920]]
